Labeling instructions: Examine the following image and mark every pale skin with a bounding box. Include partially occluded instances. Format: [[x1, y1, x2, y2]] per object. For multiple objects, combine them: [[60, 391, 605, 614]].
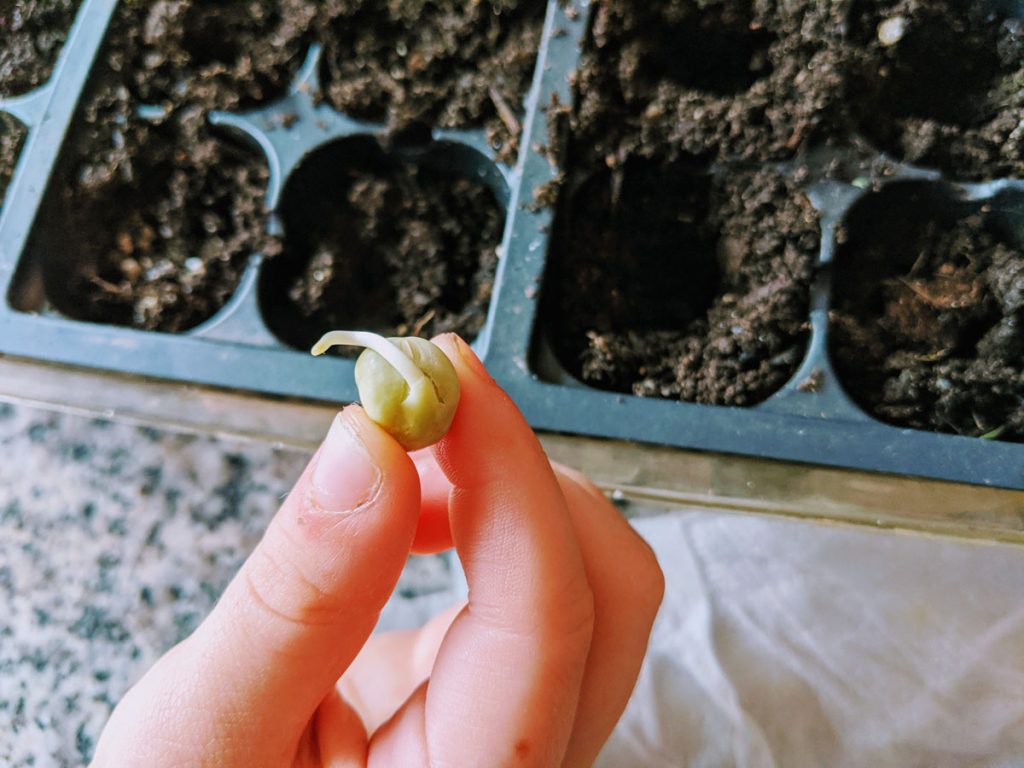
[[90, 335, 665, 767]]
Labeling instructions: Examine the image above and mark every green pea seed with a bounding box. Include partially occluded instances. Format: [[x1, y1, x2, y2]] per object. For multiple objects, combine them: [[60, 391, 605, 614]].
[[312, 331, 461, 451]]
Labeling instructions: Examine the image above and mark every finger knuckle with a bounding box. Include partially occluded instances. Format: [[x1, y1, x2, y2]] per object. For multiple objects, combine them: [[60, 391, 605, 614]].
[[548, 577, 597, 642], [626, 538, 666, 621], [244, 531, 343, 629]]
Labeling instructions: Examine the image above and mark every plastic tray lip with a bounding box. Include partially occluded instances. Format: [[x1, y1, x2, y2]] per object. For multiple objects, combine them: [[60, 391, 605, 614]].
[[499, 372, 1024, 489], [0, 0, 1021, 492]]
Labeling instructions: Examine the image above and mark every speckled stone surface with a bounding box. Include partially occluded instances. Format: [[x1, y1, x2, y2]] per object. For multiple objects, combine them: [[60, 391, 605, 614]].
[[0, 402, 462, 767]]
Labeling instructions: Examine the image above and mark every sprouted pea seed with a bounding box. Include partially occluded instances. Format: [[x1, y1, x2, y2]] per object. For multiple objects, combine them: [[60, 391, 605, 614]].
[[311, 331, 460, 451]]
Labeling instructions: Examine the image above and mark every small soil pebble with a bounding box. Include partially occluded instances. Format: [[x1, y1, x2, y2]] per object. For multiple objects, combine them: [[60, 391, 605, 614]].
[[320, 0, 546, 164], [262, 140, 502, 350], [831, 187, 1024, 440], [0, 0, 80, 96], [847, 0, 1024, 179], [544, 165, 819, 406], [0, 113, 26, 203]]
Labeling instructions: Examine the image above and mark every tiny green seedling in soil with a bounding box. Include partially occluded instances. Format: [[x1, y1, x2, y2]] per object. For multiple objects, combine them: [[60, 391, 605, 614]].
[[311, 331, 460, 451]]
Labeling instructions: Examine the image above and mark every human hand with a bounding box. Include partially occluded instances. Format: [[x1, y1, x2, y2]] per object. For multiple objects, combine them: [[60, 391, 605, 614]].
[[90, 335, 664, 767]]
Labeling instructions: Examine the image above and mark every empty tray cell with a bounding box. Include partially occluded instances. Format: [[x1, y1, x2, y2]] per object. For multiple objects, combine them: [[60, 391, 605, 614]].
[[540, 163, 818, 406], [99, 0, 317, 112], [830, 182, 1024, 441], [260, 137, 505, 350], [566, 0, 848, 167], [319, 0, 546, 163], [0, 0, 80, 96], [0, 112, 25, 204], [846, 0, 1024, 179]]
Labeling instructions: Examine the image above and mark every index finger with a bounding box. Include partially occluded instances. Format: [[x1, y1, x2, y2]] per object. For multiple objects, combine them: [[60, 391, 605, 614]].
[[431, 335, 592, 626], [373, 334, 595, 766]]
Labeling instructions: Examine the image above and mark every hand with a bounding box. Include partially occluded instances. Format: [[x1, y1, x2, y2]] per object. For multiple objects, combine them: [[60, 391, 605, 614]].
[[90, 335, 664, 767]]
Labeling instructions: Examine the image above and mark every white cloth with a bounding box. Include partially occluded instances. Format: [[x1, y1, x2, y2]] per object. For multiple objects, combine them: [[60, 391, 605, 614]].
[[599, 513, 1024, 768], [380, 509, 1024, 767]]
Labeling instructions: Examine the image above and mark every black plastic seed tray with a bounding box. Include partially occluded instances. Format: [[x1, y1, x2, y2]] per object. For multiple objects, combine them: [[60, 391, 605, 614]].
[[0, 0, 1022, 490]]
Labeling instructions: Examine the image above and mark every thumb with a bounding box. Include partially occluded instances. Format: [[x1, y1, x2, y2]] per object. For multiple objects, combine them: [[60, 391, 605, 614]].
[[92, 406, 420, 766]]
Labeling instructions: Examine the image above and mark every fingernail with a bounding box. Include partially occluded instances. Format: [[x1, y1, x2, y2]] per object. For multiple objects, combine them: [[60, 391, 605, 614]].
[[311, 413, 382, 513], [453, 336, 492, 381]]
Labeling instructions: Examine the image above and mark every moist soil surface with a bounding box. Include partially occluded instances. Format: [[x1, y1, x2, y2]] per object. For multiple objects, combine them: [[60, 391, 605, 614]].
[[542, 0, 1022, 412], [557, 0, 851, 169], [831, 195, 1024, 441], [543, 0, 830, 406], [544, 165, 819, 406], [0, 0, 80, 96], [51, 110, 275, 332], [847, 0, 1024, 180], [32, 0, 538, 333], [320, 0, 545, 165], [555, 0, 1023, 175], [0, 114, 26, 202], [263, 141, 502, 351]]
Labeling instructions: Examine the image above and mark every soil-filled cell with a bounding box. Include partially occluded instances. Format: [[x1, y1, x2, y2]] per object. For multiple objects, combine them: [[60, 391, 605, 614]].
[[0, 0, 80, 96], [559, 0, 849, 169], [319, 0, 546, 164], [831, 183, 1024, 441], [541, 164, 819, 406], [0, 113, 26, 203], [11, 2, 312, 331], [31, 113, 276, 332], [261, 138, 504, 351], [847, 0, 1024, 179]]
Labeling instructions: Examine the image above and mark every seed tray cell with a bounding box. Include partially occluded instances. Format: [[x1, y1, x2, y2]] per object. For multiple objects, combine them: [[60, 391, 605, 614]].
[[0, 0, 1021, 490]]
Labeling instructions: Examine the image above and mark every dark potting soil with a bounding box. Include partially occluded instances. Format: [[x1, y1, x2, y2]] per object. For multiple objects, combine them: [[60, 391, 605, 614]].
[[831, 200, 1024, 441], [46, 1, 302, 332], [97, 0, 318, 114], [54, 110, 277, 333], [0, 0, 80, 96], [40, 0, 536, 333], [559, 0, 852, 169], [544, 165, 819, 406], [0, 114, 26, 202], [552, 0, 1022, 177], [263, 141, 503, 351], [847, 0, 1024, 180], [543, 0, 1019, 415], [319, 0, 546, 165], [542, 0, 824, 406]]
